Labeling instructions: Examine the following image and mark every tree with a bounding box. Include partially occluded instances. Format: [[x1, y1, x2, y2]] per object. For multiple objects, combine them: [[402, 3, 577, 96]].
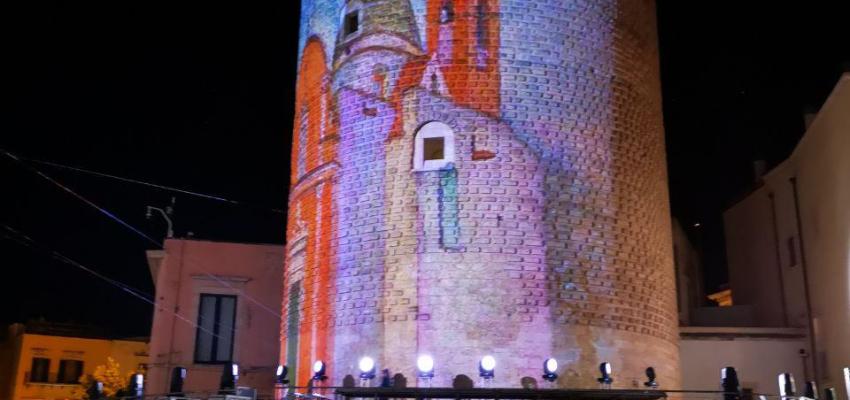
[[72, 357, 135, 400]]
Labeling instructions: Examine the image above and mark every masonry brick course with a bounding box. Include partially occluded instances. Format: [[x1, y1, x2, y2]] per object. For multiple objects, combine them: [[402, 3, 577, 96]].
[[283, 0, 678, 389]]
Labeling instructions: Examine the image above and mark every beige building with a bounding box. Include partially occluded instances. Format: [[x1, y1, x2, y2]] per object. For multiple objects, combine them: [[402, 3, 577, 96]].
[[0, 322, 148, 400], [145, 239, 283, 396], [719, 72, 850, 391]]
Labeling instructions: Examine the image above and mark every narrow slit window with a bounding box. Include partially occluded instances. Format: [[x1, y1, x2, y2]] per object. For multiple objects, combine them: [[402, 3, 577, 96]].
[[344, 12, 359, 36], [440, 0, 454, 23]]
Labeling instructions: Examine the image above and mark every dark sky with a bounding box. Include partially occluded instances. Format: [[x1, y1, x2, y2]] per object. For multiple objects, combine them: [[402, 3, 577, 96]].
[[2, 2, 848, 337]]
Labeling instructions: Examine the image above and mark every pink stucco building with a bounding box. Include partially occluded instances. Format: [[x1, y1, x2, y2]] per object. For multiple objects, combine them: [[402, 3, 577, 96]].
[[145, 239, 283, 395]]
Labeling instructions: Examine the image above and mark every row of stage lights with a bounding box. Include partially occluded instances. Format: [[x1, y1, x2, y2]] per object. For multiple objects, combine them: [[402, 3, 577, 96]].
[[276, 356, 653, 388], [156, 363, 849, 398]]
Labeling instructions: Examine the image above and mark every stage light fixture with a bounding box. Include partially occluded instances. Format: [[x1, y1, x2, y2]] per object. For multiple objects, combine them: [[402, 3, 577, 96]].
[[417, 355, 435, 378], [313, 360, 327, 382], [276, 364, 289, 385], [721, 366, 741, 400], [359, 357, 377, 380], [597, 362, 613, 385], [778, 372, 796, 398], [169, 367, 187, 396], [479, 355, 496, 379], [542, 358, 558, 383], [823, 387, 837, 400], [644, 367, 658, 388], [804, 381, 818, 399]]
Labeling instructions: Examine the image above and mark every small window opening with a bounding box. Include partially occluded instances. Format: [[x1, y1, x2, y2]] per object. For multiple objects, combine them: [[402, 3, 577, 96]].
[[344, 12, 360, 36], [440, 0, 454, 23], [424, 137, 445, 161], [414, 121, 454, 171], [430, 73, 439, 93]]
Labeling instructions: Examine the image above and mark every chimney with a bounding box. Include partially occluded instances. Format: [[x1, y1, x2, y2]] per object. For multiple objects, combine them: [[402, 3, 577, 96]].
[[753, 160, 767, 183], [803, 105, 819, 130]]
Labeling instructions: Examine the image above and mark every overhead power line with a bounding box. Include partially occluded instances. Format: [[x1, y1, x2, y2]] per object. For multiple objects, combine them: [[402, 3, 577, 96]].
[[3, 149, 285, 214], [2, 149, 163, 247], [2, 224, 240, 346], [3, 149, 284, 320]]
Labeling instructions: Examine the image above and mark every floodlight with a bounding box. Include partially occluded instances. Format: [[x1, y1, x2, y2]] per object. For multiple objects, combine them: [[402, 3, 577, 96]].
[[644, 367, 658, 388], [359, 357, 377, 380], [313, 360, 327, 381], [276, 364, 289, 385], [598, 362, 613, 385], [479, 355, 496, 378], [778, 373, 796, 398], [417, 355, 435, 378], [542, 358, 558, 382]]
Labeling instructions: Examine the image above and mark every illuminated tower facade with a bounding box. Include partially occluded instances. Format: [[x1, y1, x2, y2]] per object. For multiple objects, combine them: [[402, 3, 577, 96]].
[[282, 0, 679, 388]]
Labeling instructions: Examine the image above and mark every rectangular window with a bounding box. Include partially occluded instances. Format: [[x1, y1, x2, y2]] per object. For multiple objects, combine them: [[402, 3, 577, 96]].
[[344, 12, 359, 36], [423, 137, 445, 161], [194, 294, 237, 364], [29, 357, 50, 383], [57, 359, 84, 384], [787, 236, 798, 267]]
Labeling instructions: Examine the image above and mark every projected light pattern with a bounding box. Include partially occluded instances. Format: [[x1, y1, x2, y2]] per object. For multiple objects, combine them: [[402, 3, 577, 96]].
[[282, 0, 678, 388]]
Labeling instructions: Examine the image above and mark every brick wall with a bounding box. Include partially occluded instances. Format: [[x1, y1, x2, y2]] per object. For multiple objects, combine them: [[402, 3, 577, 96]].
[[283, 0, 679, 389]]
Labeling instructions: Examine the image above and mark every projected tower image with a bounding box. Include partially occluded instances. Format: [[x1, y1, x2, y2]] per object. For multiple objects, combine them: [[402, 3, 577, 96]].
[[282, 0, 678, 388]]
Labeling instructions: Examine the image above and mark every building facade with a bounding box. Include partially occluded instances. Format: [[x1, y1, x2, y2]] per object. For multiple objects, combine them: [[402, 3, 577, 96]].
[[283, 0, 678, 388], [145, 239, 284, 395], [0, 322, 148, 400], [722, 73, 850, 391]]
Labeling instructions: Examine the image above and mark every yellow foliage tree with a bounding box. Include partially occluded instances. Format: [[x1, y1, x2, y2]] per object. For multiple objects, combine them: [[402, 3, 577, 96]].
[[72, 357, 135, 399]]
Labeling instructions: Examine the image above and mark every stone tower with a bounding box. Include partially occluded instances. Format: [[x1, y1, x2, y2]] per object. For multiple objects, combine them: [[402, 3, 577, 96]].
[[283, 0, 679, 388]]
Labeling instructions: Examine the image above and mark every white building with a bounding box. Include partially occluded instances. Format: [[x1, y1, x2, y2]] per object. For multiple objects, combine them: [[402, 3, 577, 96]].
[[680, 73, 850, 395]]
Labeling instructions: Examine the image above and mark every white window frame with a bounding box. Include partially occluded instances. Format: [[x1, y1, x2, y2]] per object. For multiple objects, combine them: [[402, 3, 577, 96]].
[[414, 121, 455, 171]]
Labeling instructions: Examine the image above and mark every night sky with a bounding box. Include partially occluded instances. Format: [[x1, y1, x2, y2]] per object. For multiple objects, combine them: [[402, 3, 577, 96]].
[[2, 2, 848, 337]]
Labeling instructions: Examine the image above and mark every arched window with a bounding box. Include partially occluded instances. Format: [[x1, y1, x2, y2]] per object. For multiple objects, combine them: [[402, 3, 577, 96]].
[[414, 121, 455, 171]]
